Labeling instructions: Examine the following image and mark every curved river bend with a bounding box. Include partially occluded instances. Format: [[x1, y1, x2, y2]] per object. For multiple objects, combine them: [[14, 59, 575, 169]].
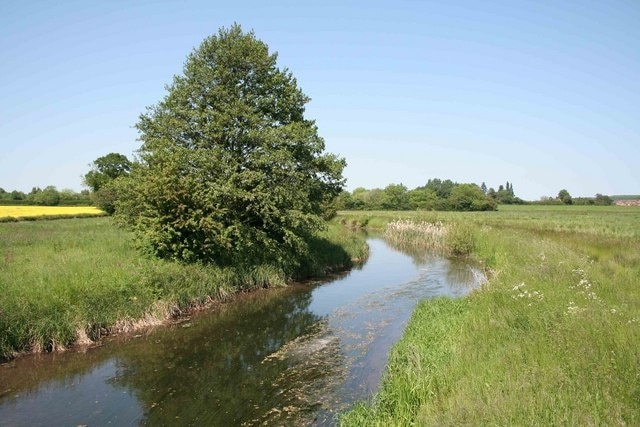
[[0, 237, 484, 426]]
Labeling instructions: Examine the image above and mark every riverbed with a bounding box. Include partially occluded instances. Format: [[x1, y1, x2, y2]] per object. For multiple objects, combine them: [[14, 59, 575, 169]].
[[0, 237, 484, 426]]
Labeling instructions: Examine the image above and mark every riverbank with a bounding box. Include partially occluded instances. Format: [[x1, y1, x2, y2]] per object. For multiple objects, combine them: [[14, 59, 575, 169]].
[[0, 217, 368, 360], [339, 206, 640, 425]]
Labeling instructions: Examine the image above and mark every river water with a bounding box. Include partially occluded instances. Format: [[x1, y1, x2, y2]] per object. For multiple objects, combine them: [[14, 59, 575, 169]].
[[0, 237, 484, 426]]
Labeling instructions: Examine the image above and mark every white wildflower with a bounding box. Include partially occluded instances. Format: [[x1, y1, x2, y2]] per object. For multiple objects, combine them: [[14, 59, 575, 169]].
[[566, 301, 584, 315], [512, 283, 525, 291]]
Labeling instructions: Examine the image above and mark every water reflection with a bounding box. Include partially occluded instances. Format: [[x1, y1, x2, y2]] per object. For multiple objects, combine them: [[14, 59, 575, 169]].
[[113, 288, 333, 426], [0, 238, 484, 426]]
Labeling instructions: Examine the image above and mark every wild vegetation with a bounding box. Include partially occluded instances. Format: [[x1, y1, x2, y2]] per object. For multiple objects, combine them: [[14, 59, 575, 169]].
[[383, 219, 476, 257], [0, 218, 367, 360], [340, 205, 640, 425]]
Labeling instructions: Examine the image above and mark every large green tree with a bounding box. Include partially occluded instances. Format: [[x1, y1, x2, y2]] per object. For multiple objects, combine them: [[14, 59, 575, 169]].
[[558, 189, 573, 205], [84, 152, 132, 192], [84, 152, 132, 214], [118, 25, 345, 267]]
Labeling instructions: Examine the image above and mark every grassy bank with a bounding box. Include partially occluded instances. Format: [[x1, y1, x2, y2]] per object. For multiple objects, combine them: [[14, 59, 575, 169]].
[[0, 218, 367, 360], [339, 206, 640, 425]]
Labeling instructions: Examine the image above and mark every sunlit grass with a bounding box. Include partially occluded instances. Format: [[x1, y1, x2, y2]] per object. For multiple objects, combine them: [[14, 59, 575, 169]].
[[340, 206, 640, 425], [0, 218, 367, 359]]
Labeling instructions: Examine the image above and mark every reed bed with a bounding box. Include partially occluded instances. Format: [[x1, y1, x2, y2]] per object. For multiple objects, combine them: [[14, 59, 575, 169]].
[[383, 219, 448, 253], [383, 219, 475, 256]]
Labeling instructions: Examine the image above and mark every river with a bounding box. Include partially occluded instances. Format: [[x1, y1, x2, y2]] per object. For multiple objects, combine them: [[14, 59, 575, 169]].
[[0, 237, 484, 426]]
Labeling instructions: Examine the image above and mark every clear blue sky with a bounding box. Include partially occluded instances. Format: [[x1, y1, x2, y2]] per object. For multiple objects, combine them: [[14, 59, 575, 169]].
[[1, 0, 638, 200]]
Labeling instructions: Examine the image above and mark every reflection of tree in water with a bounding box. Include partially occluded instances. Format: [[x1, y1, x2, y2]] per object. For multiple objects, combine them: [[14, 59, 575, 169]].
[[110, 286, 344, 426]]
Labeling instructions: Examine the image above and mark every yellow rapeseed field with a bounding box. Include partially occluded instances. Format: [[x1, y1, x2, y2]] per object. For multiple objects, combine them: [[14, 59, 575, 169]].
[[0, 205, 105, 219]]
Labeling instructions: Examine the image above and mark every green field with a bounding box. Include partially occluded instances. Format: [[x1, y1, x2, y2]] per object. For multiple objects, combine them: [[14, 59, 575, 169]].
[[340, 205, 640, 425], [0, 218, 367, 359]]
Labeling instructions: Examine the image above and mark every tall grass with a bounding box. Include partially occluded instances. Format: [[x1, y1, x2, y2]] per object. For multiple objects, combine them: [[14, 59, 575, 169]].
[[340, 206, 640, 425], [0, 218, 367, 360], [383, 219, 475, 256], [384, 220, 448, 251]]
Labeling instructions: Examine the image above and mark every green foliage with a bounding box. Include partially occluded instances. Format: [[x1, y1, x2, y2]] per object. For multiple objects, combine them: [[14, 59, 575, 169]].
[[571, 193, 614, 206], [448, 183, 493, 211], [341, 180, 497, 211], [84, 152, 132, 215], [91, 178, 127, 214], [422, 178, 456, 198], [117, 25, 345, 268], [408, 187, 438, 210], [333, 191, 357, 210], [594, 193, 613, 205], [558, 188, 573, 205], [31, 186, 60, 206], [381, 183, 410, 210], [83, 152, 132, 192], [10, 190, 25, 200], [485, 181, 525, 204]]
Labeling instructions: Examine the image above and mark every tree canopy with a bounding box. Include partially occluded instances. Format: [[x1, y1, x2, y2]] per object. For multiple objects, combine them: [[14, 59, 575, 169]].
[[84, 152, 132, 214], [558, 189, 573, 205], [116, 25, 345, 267], [84, 152, 132, 192]]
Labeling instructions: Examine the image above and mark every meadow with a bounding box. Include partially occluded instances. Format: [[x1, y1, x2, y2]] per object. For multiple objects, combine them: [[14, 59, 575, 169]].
[[0, 217, 367, 359], [340, 205, 640, 425]]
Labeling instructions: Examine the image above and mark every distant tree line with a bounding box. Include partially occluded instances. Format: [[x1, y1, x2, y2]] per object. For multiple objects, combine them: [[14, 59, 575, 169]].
[[609, 195, 640, 201], [484, 181, 525, 205], [333, 181, 617, 211], [0, 186, 91, 206], [534, 189, 614, 206], [333, 179, 524, 211]]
